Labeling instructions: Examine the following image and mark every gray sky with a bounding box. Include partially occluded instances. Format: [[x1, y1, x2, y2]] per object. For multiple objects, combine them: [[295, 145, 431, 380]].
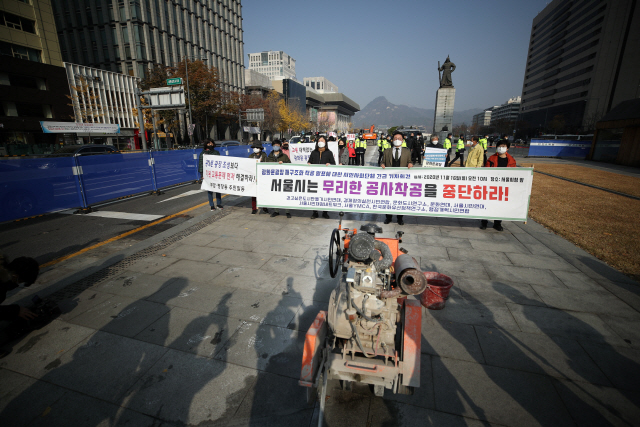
[[243, 0, 552, 110]]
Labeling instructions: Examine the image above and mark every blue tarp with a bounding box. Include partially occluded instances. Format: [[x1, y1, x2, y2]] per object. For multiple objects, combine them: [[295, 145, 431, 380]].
[[528, 139, 591, 158]]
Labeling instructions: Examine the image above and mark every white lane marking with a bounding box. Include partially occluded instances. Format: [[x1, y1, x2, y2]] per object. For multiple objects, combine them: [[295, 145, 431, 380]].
[[157, 189, 205, 203], [81, 211, 164, 221]]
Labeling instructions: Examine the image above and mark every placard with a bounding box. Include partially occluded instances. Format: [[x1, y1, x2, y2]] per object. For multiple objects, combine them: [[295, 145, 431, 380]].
[[200, 155, 257, 196], [256, 164, 533, 221], [287, 141, 340, 165], [422, 147, 448, 167]]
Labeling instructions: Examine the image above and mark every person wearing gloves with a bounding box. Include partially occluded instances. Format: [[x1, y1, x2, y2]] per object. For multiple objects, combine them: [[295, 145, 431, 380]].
[[464, 136, 484, 168], [266, 140, 292, 218], [249, 141, 268, 215], [481, 139, 516, 231], [380, 130, 413, 225], [307, 135, 335, 219]]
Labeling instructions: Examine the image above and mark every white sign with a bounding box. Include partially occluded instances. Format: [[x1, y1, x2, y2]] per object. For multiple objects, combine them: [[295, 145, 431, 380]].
[[40, 121, 120, 134], [422, 147, 448, 167], [200, 155, 257, 197], [287, 141, 340, 165], [346, 134, 356, 141], [328, 132, 337, 138], [147, 86, 186, 110], [243, 126, 261, 134], [256, 164, 533, 221]]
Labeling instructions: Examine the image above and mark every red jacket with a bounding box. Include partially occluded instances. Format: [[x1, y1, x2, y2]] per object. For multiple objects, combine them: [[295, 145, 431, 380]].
[[347, 141, 356, 157], [485, 152, 516, 167]]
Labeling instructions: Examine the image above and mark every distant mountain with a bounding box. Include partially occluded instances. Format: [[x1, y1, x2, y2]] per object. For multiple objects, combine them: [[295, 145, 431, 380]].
[[353, 96, 483, 130]]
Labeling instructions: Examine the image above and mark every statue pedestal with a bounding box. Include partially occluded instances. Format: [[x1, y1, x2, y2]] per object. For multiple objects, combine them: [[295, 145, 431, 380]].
[[433, 87, 456, 140]]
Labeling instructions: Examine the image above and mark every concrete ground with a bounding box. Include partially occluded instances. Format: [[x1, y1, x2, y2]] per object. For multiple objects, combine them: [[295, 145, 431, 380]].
[[1, 149, 640, 426]]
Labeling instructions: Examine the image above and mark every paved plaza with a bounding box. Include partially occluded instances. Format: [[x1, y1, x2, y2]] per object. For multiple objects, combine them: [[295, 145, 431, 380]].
[[1, 151, 640, 426]]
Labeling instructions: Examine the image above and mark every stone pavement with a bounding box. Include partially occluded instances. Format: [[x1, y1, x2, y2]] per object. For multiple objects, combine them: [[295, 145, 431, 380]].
[[2, 153, 640, 426]]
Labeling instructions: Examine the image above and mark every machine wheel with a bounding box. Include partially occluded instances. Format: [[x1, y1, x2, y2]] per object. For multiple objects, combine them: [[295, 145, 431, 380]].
[[328, 228, 343, 278]]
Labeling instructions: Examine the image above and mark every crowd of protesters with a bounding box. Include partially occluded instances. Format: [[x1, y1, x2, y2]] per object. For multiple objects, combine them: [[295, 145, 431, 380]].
[[199, 130, 516, 230]]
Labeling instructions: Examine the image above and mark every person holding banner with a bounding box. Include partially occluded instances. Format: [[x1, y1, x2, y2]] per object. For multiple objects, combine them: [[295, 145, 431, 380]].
[[430, 134, 443, 149], [381, 130, 413, 225], [198, 139, 223, 211], [249, 141, 268, 215], [266, 140, 292, 218], [308, 135, 335, 219], [464, 136, 484, 168], [347, 138, 356, 165], [480, 139, 517, 231], [280, 139, 290, 159]]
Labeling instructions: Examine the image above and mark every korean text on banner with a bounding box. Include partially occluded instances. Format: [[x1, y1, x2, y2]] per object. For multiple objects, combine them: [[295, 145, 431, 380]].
[[287, 141, 340, 164], [422, 147, 448, 167], [346, 134, 356, 141], [200, 154, 258, 197], [256, 165, 533, 221]]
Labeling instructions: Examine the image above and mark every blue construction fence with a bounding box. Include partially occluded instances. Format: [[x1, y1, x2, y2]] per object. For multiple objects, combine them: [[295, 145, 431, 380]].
[[0, 144, 273, 223], [528, 138, 591, 158]]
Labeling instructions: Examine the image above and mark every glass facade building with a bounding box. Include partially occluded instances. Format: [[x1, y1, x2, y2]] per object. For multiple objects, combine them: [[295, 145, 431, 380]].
[[52, 0, 244, 91]]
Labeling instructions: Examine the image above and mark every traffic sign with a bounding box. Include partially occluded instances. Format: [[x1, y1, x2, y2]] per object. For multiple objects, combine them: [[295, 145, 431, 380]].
[[167, 77, 183, 86]]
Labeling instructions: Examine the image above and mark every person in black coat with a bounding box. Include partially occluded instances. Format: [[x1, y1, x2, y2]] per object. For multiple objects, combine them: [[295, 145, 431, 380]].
[[307, 136, 335, 219]]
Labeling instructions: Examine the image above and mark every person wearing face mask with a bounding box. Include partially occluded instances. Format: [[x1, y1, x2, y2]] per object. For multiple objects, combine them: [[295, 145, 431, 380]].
[[338, 137, 349, 165], [249, 141, 268, 215], [198, 139, 223, 211], [308, 136, 335, 219], [266, 140, 292, 218], [280, 139, 290, 158], [447, 134, 466, 167], [347, 138, 356, 165], [0, 255, 39, 321], [355, 135, 367, 166], [464, 136, 484, 168], [481, 140, 516, 231], [380, 130, 413, 225], [430, 135, 444, 149]]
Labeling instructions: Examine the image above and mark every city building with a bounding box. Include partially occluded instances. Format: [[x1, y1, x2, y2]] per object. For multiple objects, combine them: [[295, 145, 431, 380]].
[[303, 77, 338, 94], [0, 0, 73, 155], [271, 78, 306, 115], [472, 108, 495, 127], [244, 68, 272, 97], [519, 0, 640, 134], [64, 62, 140, 149], [247, 50, 295, 80], [306, 89, 360, 133], [51, 0, 244, 91], [490, 97, 521, 125]]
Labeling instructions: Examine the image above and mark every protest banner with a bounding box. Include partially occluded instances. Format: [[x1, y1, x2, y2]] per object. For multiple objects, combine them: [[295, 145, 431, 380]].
[[422, 147, 448, 167], [287, 141, 340, 164], [256, 164, 533, 221], [200, 155, 257, 197], [346, 134, 356, 140]]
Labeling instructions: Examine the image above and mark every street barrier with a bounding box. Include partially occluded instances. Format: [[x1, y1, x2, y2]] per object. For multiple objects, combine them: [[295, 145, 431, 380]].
[[528, 139, 591, 158]]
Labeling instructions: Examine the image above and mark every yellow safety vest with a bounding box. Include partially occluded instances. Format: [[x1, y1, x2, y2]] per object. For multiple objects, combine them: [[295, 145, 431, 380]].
[[457, 138, 465, 151], [377, 139, 383, 149], [444, 138, 451, 149], [383, 140, 391, 150], [479, 138, 488, 150]]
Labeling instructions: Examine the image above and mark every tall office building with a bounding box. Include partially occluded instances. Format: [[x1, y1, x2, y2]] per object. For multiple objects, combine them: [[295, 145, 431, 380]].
[[491, 97, 521, 125], [247, 50, 295, 80], [1, 0, 73, 155], [519, 0, 640, 133], [51, 0, 244, 91]]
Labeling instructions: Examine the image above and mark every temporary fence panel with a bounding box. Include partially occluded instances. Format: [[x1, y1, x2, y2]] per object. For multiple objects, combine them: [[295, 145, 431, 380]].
[[77, 152, 154, 205], [151, 149, 200, 188], [528, 139, 591, 158], [0, 156, 82, 222]]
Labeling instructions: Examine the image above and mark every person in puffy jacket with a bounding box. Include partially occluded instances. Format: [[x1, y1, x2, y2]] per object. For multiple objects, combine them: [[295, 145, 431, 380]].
[[481, 140, 516, 231], [198, 139, 223, 211], [307, 135, 335, 219]]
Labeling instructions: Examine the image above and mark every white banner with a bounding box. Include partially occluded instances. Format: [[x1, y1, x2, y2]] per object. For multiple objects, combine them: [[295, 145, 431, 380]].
[[287, 141, 340, 165], [200, 154, 257, 197], [40, 121, 120, 134], [346, 133, 356, 141], [422, 147, 448, 167], [256, 164, 533, 221]]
